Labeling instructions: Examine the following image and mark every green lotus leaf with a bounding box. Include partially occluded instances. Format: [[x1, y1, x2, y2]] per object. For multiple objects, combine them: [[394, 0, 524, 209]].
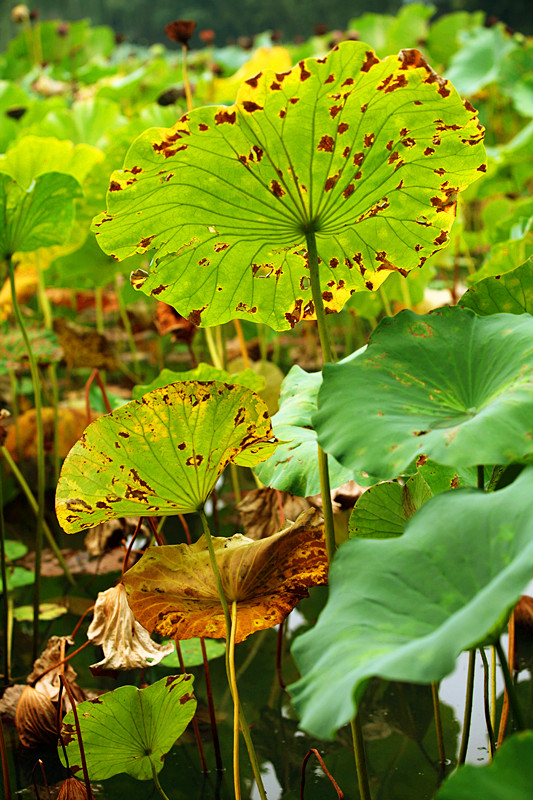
[[460, 257, 533, 316], [0, 172, 82, 261], [59, 674, 196, 781], [13, 603, 67, 622], [254, 364, 353, 496], [445, 24, 518, 97], [132, 363, 265, 400], [4, 540, 28, 561], [0, 323, 62, 373], [425, 11, 485, 68], [0, 135, 102, 188], [435, 732, 533, 800], [55, 381, 279, 533], [349, 472, 432, 539], [349, 5, 434, 59], [417, 460, 484, 494], [0, 565, 34, 592], [159, 638, 225, 668], [93, 41, 485, 331], [289, 466, 533, 738], [27, 98, 128, 149], [314, 306, 533, 481]]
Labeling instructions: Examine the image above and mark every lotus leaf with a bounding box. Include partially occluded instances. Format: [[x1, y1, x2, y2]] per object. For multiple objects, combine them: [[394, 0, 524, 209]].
[[56, 381, 278, 532], [0, 172, 82, 261], [435, 731, 533, 800], [349, 473, 432, 538], [93, 41, 485, 330], [460, 257, 533, 316], [132, 363, 265, 400], [254, 364, 353, 496], [59, 674, 196, 780], [123, 508, 328, 642], [290, 466, 533, 738], [314, 306, 533, 481]]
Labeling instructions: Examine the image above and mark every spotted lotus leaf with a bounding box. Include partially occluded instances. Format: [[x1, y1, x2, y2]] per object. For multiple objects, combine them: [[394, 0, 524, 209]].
[[93, 42, 486, 331], [55, 381, 279, 533], [123, 508, 327, 643]]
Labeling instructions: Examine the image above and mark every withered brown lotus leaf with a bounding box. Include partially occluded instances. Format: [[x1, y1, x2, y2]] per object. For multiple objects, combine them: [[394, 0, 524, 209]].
[[238, 487, 311, 540], [28, 636, 85, 706], [15, 685, 58, 747], [123, 508, 328, 643], [87, 583, 173, 673], [57, 777, 89, 800]]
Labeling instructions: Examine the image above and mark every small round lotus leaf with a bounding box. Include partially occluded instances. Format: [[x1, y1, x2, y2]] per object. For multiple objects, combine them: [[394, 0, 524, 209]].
[[56, 381, 278, 532], [59, 674, 196, 780], [93, 42, 485, 330], [314, 306, 533, 481]]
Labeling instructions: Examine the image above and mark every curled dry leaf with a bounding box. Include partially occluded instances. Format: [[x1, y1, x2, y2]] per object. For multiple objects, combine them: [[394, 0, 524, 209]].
[[87, 583, 173, 674], [28, 636, 85, 705], [238, 487, 311, 539], [155, 301, 196, 343], [85, 517, 150, 557], [123, 508, 328, 643], [308, 480, 365, 513], [53, 317, 118, 371], [4, 406, 89, 462], [15, 685, 58, 748], [57, 777, 90, 800]]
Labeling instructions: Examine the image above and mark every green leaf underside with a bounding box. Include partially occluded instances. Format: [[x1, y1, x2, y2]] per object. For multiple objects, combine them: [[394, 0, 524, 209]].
[[314, 307, 533, 481], [0, 172, 81, 260], [93, 42, 485, 330], [435, 732, 533, 800], [460, 257, 533, 316], [131, 363, 265, 400], [254, 364, 352, 496], [59, 675, 196, 780], [289, 466, 533, 738], [55, 381, 278, 533], [349, 473, 432, 538]]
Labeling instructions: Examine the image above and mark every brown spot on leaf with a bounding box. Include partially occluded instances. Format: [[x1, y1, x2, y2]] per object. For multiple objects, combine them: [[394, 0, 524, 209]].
[[284, 299, 303, 328], [215, 110, 236, 125], [270, 80, 281, 90], [360, 103, 368, 113], [477, 164, 487, 172], [299, 62, 311, 80], [338, 122, 349, 134], [324, 173, 340, 192], [245, 73, 262, 88], [424, 147, 435, 156], [342, 146, 350, 158], [330, 258, 339, 268], [242, 101, 262, 113], [186, 455, 204, 467], [279, 108, 286, 118], [322, 291, 333, 301], [109, 181, 121, 191], [138, 235, 155, 249], [214, 242, 230, 253], [178, 442, 186, 450], [289, 97, 300, 105], [152, 284, 168, 296], [364, 133, 374, 147], [330, 105, 342, 118], [353, 152, 364, 166], [198, 123, 209, 131], [343, 184, 355, 198], [401, 137, 416, 147], [434, 167, 446, 176], [198, 257, 210, 267], [388, 151, 400, 164], [317, 135, 334, 152], [361, 51, 380, 72], [324, 73, 335, 84], [188, 306, 207, 325], [416, 454, 428, 467], [433, 230, 448, 246], [365, 281, 374, 290], [270, 180, 285, 198]]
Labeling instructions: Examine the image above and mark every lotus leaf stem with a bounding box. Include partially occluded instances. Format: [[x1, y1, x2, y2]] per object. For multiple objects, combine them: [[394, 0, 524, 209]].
[[151, 761, 172, 800], [490, 645, 497, 735], [59, 675, 94, 800], [229, 601, 242, 800], [431, 682, 446, 773], [198, 509, 267, 800], [181, 43, 194, 112], [175, 639, 208, 773], [205, 326, 224, 370], [233, 319, 250, 368], [457, 649, 476, 766], [350, 714, 371, 800], [200, 636, 223, 771], [378, 286, 392, 317], [8, 255, 46, 660], [496, 637, 525, 731], [479, 647, 496, 759], [0, 446, 75, 584]]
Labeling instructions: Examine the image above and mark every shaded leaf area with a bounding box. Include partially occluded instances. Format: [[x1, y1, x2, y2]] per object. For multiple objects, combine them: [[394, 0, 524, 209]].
[[0, 135, 103, 188], [56, 381, 278, 533], [132, 362, 265, 400], [59, 675, 196, 780], [0, 172, 81, 261], [290, 466, 533, 738], [94, 41, 485, 330], [435, 731, 533, 800], [0, 322, 62, 372], [254, 364, 353, 496], [460, 257, 533, 316], [314, 306, 533, 482], [417, 459, 484, 494], [159, 638, 225, 668], [123, 508, 327, 643], [53, 317, 118, 371], [349, 472, 432, 538]]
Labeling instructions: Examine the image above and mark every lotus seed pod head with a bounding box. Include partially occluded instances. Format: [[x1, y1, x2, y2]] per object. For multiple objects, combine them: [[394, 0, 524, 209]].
[[11, 4, 29, 23], [57, 777, 90, 800], [14, 685, 57, 747]]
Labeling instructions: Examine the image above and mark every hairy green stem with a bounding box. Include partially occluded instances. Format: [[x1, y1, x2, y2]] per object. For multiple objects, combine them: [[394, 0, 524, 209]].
[[198, 510, 267, 800], [8, 255, 45, 660], [305, 228, 337, 561], [457, 649, 476, 766], [431, 682, 446, 771], [350, 714, 371, 800], [479, 648, 496, 759], [496, 638, 526, 731], [151, 761, 171, 800], [1, 446, 75, 585], [0, 465, 10, 683]]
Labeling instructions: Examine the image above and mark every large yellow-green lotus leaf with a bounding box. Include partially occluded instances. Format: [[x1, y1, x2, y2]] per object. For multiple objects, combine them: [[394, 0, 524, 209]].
[[93, 41, 485, 330], [56, 381, 278, 533], [123, 508, 327, 643]]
